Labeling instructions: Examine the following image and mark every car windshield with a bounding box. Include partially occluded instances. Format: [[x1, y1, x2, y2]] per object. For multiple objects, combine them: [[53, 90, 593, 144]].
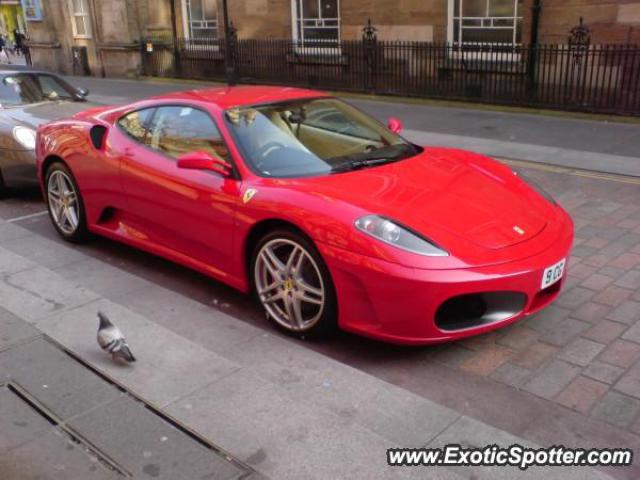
[[0, 73, 79, 106], [225, 98, 420, 178]]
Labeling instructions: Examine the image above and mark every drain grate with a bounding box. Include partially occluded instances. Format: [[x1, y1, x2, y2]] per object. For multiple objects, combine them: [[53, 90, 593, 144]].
[[42, 336, 256, 479], [3, 381, 132, 477]]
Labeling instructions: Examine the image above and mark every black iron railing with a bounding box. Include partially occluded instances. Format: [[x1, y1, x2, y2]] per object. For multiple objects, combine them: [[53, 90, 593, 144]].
[[140, 37, 640, 115]]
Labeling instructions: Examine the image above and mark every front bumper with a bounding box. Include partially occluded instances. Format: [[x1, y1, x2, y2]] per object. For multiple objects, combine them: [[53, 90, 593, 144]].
[[317, 214, 574, 345], [0, 148, 37, 187]]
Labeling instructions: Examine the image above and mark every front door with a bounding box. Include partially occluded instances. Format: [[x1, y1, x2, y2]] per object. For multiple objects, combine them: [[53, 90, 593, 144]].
[[119, 104, 240, 276]]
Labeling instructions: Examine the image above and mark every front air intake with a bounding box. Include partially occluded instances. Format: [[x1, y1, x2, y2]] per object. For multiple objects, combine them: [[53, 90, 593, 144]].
[[435, 292, 527, 331]]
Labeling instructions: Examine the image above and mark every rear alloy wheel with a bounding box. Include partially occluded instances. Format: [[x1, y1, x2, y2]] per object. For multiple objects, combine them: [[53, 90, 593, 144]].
[[46, 163, 88, 242], [252, 230, 337, 338]]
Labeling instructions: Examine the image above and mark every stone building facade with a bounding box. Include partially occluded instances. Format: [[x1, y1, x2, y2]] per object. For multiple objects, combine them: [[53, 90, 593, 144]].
[[228, 0, 640, 44], [23, 0, 640, 77]]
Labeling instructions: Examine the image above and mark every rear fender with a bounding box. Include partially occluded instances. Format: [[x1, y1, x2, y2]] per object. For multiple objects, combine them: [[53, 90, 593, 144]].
[[37, 117, 123, 224]]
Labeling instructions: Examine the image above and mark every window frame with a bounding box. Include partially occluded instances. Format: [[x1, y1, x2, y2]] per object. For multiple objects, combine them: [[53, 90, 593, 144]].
[[68, 0, 93, 39], [181, 0, 219, 41], [291, 0, 341, 53], [116, 103, 238, 178], [447, 0, 522, 51]]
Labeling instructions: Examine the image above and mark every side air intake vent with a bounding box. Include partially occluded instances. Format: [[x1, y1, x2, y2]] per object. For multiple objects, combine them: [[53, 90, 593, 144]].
[[90, 125, 108, 150]]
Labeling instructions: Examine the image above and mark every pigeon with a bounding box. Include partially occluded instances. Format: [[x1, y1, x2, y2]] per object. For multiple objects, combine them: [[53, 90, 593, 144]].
[[97, 311, 136, 363]]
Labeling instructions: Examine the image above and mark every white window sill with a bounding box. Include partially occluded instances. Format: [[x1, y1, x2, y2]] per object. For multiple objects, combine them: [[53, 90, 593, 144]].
[[183, 43, 220, 50], [449, 47, 522, 62], [292, 45, 342, 56]]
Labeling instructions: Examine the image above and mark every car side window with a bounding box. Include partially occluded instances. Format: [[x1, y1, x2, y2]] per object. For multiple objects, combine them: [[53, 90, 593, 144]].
[[145, 106, 229, 161], [38, 75, 74, 100], [118, 108, 155, 143]]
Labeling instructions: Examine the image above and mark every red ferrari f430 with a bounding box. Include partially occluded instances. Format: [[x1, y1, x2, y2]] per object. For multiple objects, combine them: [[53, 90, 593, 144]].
[[36, 86, 573, 344]]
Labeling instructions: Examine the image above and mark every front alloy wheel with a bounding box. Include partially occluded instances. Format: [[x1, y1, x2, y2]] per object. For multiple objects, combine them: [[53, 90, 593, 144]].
[[252, 231, 337, 338]]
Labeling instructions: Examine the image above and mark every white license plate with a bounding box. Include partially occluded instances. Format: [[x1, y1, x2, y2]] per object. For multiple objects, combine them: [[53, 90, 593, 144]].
[[541, 258, 566, 289]]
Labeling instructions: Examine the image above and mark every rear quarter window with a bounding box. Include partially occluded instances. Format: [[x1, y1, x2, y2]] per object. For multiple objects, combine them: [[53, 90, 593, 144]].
[[117, 108, 155, 142]]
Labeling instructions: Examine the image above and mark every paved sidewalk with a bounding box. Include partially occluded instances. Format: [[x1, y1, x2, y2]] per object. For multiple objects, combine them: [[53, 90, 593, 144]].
[[0, 322, 253, 480], [404, 130, 640, 177]]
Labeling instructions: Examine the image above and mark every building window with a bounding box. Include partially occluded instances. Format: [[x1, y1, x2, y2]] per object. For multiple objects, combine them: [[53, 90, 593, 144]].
[[183, 0, 218, 40], [449, 0, 523, 46], [69, 0, 92, 39], [292, 0, 340, 45]]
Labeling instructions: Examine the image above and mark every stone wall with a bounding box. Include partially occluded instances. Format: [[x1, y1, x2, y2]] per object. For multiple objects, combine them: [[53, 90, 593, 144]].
[[226, 0, 291, 39], [223, 0, 639, 44], [218, 0, 447, 42], [25, 0, 172, 77], [23, 0, 640, 78], [539, 0, 640, 44]]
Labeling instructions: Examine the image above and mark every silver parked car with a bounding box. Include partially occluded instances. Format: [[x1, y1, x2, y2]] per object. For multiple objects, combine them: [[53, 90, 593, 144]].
[[0, 70, 99, 192]]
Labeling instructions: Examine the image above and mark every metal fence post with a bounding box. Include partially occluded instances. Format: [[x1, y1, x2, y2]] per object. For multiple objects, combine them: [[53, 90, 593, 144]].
[[169, 0, 181, 77], [173, 37, 182, 77], [227, 23, 238, 85], [24, 45, 32, 67], [362, 19, 377, 93], [139, 40, 146, 76], [567, 17, 591, 107], [222, 0, 237, 86], [526, 0, 542, 98]]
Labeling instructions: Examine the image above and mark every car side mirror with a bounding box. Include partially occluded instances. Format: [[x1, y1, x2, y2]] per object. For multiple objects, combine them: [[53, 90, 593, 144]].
[[76, 87, 90, 98], [177, 151, 232, 177], [387, 117, 403, 134]]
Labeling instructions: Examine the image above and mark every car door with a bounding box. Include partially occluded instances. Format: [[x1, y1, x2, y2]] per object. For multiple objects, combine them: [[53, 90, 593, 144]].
[[119, 104, 240, 275]]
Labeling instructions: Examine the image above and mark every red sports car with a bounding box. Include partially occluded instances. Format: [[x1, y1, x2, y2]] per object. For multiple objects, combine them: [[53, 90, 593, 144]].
[[36, 86, 573, 344]]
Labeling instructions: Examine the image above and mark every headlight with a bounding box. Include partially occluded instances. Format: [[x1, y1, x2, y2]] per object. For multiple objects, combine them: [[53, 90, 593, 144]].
[[355, 215, 448, 256], [513, 170, 556, 205], [13, 126, 36, 150]]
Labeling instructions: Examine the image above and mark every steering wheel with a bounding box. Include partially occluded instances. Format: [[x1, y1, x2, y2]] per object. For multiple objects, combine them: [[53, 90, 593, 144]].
[[255, 141, 287, 169]]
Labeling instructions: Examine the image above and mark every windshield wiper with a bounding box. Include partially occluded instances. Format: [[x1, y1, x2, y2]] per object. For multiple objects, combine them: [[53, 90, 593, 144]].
[[330, 144, 416, 173], [331, 156, 402, 173]]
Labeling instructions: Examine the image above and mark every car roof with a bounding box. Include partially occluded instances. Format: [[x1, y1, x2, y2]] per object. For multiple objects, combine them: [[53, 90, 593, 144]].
[[147, 85, 330, 110]]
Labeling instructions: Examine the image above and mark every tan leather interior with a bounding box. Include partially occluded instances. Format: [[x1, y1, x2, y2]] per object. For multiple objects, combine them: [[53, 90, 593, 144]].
[[264, 110, 379, 159]]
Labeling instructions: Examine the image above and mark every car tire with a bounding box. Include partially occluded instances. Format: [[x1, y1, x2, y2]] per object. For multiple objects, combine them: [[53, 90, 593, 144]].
[[251, 228, 338, 339], [45, 162, 89, 243]]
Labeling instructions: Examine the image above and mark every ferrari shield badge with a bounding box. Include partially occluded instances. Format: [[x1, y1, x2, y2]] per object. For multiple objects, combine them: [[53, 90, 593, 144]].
[[243, 188, 257, 204]]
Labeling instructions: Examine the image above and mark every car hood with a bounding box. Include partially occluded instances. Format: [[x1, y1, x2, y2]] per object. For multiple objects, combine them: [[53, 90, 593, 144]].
[[0, 100, 101, 129], [291, 147, 553, 251]]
